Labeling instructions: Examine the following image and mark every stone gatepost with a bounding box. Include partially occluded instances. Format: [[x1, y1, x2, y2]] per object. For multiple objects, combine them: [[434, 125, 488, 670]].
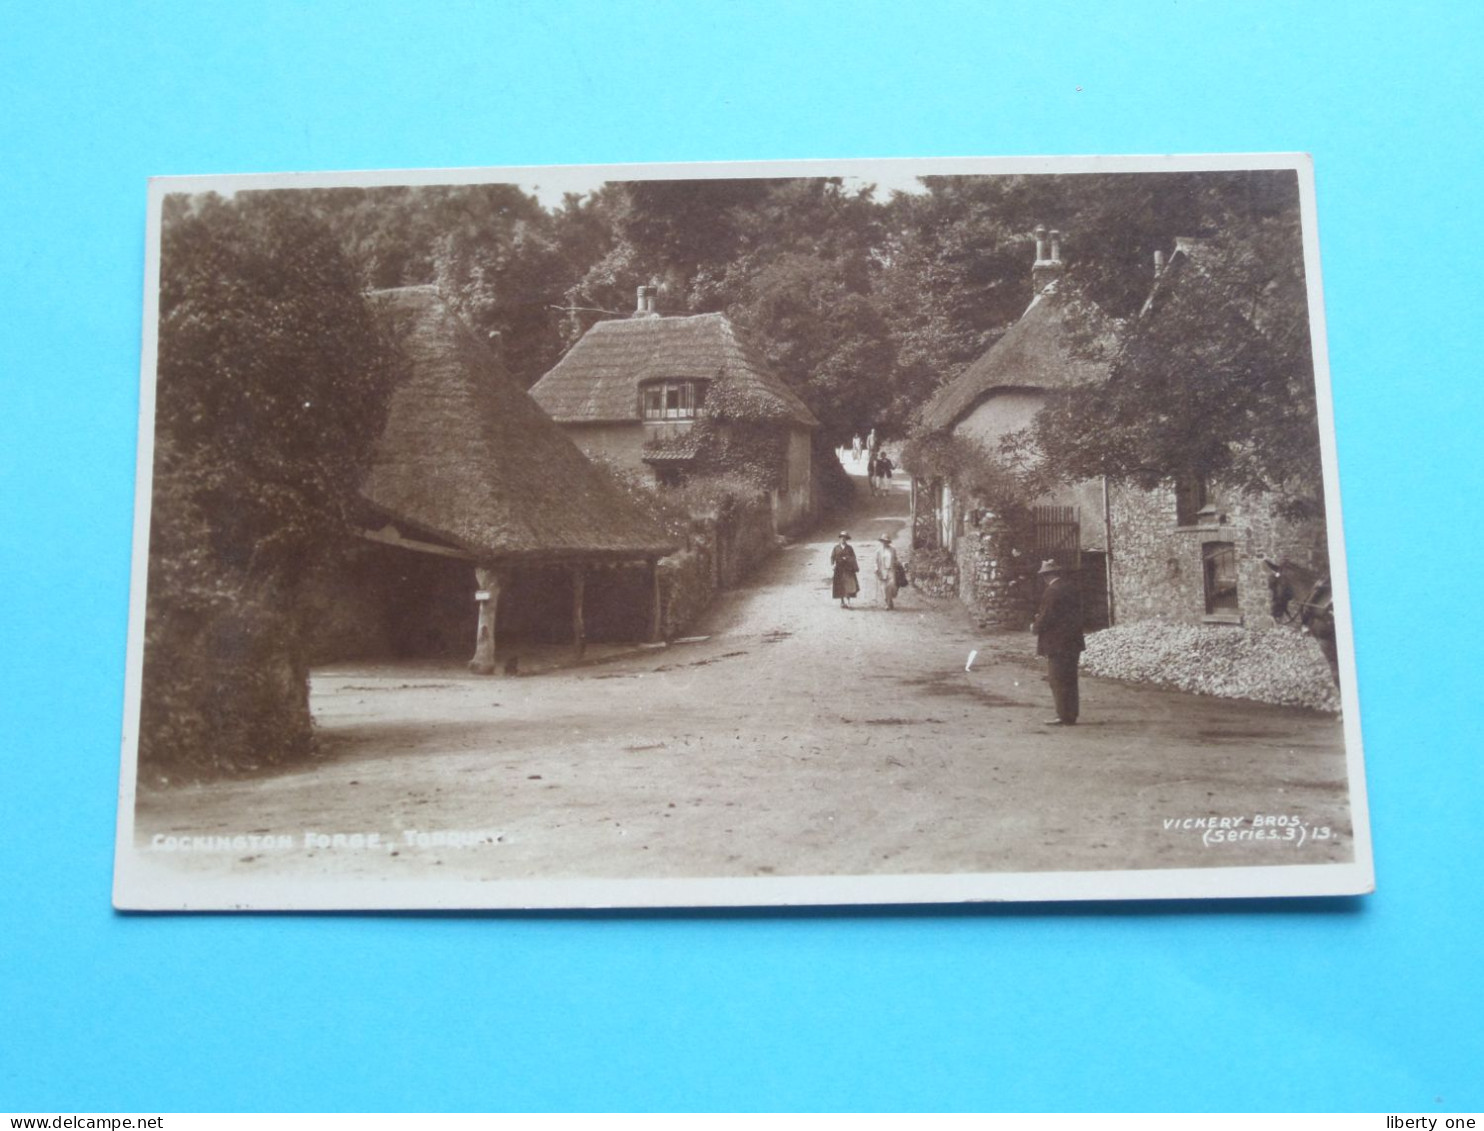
[[967, 510, 1036, 629]]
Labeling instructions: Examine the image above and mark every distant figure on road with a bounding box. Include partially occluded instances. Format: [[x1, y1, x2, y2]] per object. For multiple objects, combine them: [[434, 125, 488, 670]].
[[874, 453, 894, 495], [831, 531, 859, 609], [1031, 559, 1084, 726], [874, 534, 900, 610], [851, 433, 862, 462], [866, 427, 876, 454]]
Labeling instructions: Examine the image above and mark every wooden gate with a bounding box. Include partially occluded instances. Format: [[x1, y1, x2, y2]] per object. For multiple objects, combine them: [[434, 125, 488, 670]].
[[1032, 504, 1081, 570], [1031, 505, 1108, 631]]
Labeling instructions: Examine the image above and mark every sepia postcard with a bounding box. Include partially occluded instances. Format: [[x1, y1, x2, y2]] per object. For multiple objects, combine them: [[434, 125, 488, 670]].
[[114, 154, 1372, 910]]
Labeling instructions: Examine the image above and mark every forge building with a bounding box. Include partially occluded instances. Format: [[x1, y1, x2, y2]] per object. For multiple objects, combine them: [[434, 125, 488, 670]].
[[315, 285, 679, 671]]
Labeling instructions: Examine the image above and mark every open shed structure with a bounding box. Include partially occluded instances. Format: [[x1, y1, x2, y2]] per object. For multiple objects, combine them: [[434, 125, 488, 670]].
[[356, 286, 678, 672]]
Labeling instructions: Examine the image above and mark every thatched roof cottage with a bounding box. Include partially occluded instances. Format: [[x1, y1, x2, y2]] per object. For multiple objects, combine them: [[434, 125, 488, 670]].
[[355, 286, 679, 671], [914, 229, 1326, 634], [529, 288, 819, 532], [913, 228, 1119, 628]]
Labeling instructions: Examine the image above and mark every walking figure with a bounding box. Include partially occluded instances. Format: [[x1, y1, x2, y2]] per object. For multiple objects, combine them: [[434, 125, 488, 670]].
[[875, 534, 900, 610], [831, 531, 859, 609], [874, 452, 894, 496], [851, 434, 862, 462]]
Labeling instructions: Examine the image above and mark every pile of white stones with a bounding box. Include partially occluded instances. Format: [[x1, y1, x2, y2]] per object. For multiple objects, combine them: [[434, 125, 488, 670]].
[[1081, 623, 1341, 713]]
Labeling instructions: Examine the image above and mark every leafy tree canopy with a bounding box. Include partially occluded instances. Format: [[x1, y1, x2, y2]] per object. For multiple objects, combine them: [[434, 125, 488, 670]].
[[268, 169, 1316, 486], [155, 191, 407, 589], [1022, 191, 1322, 517]]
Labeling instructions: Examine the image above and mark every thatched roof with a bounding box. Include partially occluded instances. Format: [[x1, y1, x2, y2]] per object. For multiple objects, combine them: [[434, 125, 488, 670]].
[[917, 285, 1121, 433], [359, 287, 677, 562], [529, 312, 818, 429]]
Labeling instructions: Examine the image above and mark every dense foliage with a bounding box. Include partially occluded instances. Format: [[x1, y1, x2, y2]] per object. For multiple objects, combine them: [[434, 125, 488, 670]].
[[287, 171, 1314, 496], [141, 193, 405, 776], [1023, 190, 1323, 517]]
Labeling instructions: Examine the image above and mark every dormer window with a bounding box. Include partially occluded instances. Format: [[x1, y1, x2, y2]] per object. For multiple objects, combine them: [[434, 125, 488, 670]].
[[641, 379, 706, 421]]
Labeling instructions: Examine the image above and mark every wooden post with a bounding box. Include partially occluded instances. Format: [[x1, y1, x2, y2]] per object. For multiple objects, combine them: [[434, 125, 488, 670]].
[[570, 565, 586, 660], [469, 566, 500, 675], [909, 477, 917, 549], [648, 558, 663, 642]]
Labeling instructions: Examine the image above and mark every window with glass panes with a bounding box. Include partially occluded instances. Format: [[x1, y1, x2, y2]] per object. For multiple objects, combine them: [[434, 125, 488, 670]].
[[640, 379, 705, 420]]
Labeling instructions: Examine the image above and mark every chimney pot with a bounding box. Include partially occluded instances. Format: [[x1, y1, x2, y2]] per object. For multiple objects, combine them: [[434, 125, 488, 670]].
[[1153, 249, 1166, 278], [636, 285, 648, 314], [1030, 225, 1066, 299]]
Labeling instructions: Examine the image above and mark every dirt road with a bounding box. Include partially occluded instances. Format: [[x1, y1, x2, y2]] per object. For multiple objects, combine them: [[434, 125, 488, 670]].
[[134, 458, 1353, 892]]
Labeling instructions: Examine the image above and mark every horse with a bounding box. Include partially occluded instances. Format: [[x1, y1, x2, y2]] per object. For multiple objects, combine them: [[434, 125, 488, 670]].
[[1262, 558, 1339, 688]]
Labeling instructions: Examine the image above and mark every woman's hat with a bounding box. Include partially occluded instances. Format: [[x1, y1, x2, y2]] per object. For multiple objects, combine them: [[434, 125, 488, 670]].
[[879, 534, 893, 543], [839, 531, 851, 540], [1037, 558, 1067, 574]]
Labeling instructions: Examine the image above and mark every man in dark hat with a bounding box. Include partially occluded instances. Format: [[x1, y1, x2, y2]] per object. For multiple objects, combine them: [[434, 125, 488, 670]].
[[1031, 559, 1085, 725]]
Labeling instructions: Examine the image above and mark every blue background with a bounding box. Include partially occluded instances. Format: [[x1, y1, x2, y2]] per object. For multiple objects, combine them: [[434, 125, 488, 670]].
[[2, 0, 1480, 1113]]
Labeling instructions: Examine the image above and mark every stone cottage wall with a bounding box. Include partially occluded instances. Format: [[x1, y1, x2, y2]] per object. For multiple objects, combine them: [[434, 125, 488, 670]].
[[1109, 483, 1328, 626], [957, 510, 1038, 629]]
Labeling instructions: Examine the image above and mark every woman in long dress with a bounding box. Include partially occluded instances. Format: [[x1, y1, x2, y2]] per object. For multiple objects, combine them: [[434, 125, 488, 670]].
[[830, 532, 859, 609]]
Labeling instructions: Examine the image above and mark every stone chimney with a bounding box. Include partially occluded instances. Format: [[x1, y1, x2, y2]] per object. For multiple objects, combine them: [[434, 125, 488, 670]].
[[1031, 224, 1065, 297], [1153, 249, 1166, 279], [632, 284, 660, 318]]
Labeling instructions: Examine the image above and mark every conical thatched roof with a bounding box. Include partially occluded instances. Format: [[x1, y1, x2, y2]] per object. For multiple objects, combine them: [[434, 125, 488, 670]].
[[360, 286, 677, 562], [917, 285, 1121, 433], [529, 312, 818, 429]]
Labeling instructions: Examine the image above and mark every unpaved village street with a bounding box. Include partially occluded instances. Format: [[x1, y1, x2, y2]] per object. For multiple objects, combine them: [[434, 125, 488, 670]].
[[135, 460, 1353, 893]]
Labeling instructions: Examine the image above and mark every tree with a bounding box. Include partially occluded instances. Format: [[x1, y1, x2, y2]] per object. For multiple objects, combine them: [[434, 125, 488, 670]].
[[1025, 195, 1324, 518], [141, 192, 406, 776]]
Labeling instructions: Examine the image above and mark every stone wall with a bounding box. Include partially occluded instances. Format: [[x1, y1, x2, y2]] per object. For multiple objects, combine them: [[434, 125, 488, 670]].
[[906, 547, 958, 598], [957, 510, 1038, 628], [1109, 482, 1328, 627]]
